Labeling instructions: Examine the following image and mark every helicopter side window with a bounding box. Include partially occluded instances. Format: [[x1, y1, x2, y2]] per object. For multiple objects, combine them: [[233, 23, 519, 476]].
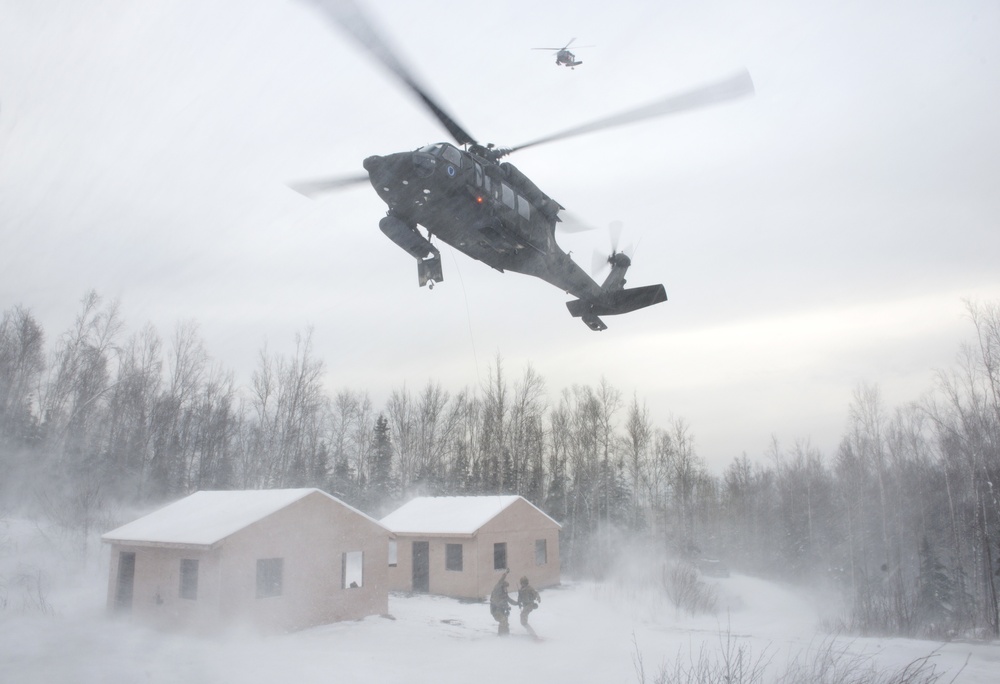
[[440, 145, 462, 167], [474, 163, 483, 188], [517, 195, 531, 220], [501, 183, 515, 209]]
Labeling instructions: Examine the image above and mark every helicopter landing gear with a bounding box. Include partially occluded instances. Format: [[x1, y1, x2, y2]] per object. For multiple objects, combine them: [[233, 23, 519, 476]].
[[418, 253, 443, 288], [379, 214, 444, 288]]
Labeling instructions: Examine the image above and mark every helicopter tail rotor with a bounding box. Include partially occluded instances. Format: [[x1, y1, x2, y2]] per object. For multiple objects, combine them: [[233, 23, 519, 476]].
[[574, 219, 662, 328], [591, 220, 634, 280]]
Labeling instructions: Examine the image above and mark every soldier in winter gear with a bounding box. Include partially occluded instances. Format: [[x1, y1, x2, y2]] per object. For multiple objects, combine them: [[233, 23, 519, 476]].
[[517, 576, 541, 633], [489, 570, 517, 636]]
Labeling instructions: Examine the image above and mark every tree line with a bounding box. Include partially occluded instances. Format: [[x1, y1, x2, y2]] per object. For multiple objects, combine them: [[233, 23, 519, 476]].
[[2, 291, 999, 640]]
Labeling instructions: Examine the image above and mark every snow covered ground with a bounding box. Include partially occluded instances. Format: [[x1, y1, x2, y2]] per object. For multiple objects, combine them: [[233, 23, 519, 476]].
[[2, 521, 998, 683]]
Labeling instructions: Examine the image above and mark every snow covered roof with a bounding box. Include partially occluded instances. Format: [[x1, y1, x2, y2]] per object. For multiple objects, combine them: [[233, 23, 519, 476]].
[[380, 495, 559, 535], [102, 488, 379, 549]]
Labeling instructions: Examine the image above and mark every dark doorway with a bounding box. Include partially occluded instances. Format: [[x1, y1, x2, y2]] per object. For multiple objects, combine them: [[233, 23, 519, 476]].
[[412, 541, 429, 593], [114, 551, 136, 611]]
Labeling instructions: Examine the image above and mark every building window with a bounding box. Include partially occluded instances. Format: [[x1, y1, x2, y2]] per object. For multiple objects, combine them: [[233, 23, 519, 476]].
[[493, 542, 507, 571], [388, 540, 398, 567], [535, 539, 548, 566], [179, 558, 199, 600], [256, 558, 283, 599], [343, 551, 363, 588], [446, 543, 463, 572]]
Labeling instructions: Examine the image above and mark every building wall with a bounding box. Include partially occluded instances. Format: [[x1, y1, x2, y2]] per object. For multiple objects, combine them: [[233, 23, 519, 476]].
[[386, 535, 479, 598], [476, 498, 561, 598], [217, 492, 389, 632], [386, 537, 407, 593], [386, 537, 412, 593], [386, 498, 561, 600], [106, 491, 389, 633], [106, 544, 224, 633]]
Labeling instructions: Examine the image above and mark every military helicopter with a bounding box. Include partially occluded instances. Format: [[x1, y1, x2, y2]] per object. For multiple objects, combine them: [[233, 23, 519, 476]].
[[294, 0, 753, 331], [532, 38, 591, 69]]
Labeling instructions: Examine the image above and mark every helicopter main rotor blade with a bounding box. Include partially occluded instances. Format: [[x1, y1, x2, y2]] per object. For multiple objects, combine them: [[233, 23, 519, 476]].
[[305, 0, 477, 146], [507, 69, 754, 154], [555, 211, 601, 234], [532, 45, 595, 51], [289, 173, 371, 198]]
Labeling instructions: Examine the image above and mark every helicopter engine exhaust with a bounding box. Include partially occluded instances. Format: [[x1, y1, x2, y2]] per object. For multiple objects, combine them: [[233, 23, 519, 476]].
[[379, 215, 443, 287]]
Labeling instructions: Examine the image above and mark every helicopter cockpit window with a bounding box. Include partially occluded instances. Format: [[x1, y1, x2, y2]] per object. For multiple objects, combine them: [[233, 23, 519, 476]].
[[474, 163, 483, 187], [440, 144, 462, 167], [412, 149, 437, 178]]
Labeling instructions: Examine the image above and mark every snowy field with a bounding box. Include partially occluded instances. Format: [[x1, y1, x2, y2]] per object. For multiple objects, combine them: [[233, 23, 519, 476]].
[[2, 520, 999, 684]]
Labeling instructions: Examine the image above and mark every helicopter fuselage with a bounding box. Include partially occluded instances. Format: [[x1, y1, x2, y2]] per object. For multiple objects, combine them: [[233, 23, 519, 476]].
[[555, 49, 582, 68], [363, 142, 603, 302]]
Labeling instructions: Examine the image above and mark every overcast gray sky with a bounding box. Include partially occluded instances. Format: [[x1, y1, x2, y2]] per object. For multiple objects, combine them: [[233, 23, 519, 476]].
[[3, 0, 999, 471]]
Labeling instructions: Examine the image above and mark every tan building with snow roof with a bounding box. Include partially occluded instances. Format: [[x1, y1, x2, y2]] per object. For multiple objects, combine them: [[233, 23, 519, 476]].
[[380, 495, 561, 600], [101, 488, 390, 633]]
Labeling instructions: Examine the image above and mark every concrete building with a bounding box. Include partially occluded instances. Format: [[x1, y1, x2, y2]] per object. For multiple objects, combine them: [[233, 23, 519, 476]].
[[102, 488, 390, 633], [380, 495, 561, 600]]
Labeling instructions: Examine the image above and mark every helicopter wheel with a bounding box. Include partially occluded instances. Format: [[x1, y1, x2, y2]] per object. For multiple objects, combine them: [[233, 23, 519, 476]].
[[428, 280, 435, 290]]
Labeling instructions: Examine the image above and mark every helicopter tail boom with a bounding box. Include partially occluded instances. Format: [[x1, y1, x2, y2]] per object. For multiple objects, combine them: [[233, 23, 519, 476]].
[[566, 284, 667, 331]]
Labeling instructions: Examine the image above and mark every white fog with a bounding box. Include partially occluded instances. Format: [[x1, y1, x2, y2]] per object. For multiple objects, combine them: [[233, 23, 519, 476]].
[[3, 518, 997, 684]]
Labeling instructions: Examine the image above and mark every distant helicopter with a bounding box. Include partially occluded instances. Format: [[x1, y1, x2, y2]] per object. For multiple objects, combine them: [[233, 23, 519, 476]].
[[293, 0, 753, 331], [532, 38, 592, 69]]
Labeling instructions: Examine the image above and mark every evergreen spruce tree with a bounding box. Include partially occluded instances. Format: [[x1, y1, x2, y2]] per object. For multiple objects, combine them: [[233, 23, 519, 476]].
[[915, 535, 953, 637], [370, 414, 394, 511], [526, 451, 545, 505], [544, 453, 568, 523], [610, 458, 631, 528], [311, 441, 331, 490], [449, 441, 470, 493], [500, 447, 513, 492], [213, 446, 235, 490], [332, 454, 357, 505]]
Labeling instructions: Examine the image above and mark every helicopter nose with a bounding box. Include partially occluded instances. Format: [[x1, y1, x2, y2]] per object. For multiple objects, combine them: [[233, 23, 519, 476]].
[[365, 154, 402, 192]]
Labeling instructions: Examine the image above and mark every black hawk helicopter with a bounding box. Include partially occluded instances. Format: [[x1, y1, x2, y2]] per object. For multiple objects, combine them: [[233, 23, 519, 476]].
[[294, 0, 754, 331], [532, 38, 591, 69]]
